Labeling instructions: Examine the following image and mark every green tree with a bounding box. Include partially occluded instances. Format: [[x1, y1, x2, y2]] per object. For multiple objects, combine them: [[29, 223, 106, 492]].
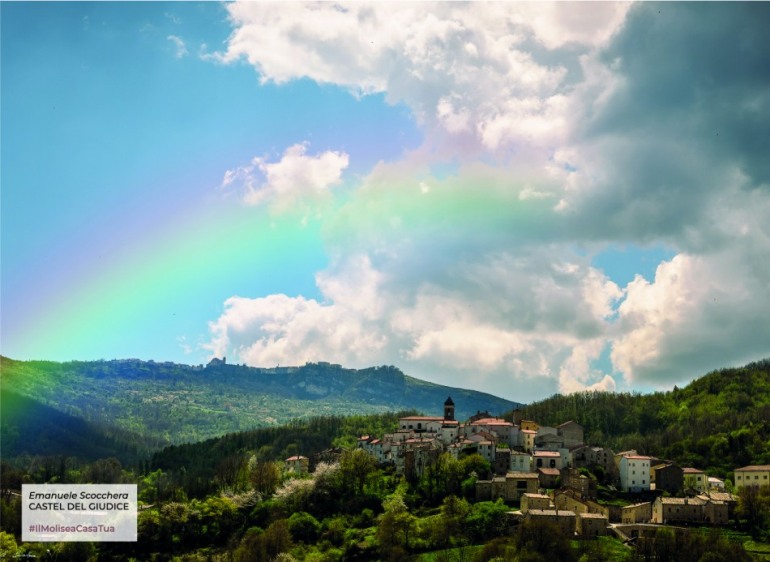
[[736, 484, 770, 539], [377, 485, 416, 559], [432, 495, 471, 549], [0, 532, 19, 558], [465, 499, 510, 543], [512, 519, 576, 562], [339, 448, 377, 496], [250, 458, 282, 496], [288, 511, 321, 543]]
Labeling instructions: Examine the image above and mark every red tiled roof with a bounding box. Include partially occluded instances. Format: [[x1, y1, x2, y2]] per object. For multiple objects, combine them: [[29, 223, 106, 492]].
[[735, 465, 770, 472], [471, 418, 513, 426]]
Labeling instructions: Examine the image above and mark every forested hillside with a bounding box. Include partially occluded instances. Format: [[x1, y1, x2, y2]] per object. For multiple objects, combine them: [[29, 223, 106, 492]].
[[511, 359, 770, 478], [148, 412, 416, 499], [0, 389, 160, 465], [0, 356, 519, 446]]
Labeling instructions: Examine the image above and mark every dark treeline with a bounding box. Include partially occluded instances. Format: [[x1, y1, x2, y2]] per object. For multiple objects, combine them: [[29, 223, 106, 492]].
[[148, 411, 418, 498], [509, 359, 770, 478], [0, 389, 160, 466]]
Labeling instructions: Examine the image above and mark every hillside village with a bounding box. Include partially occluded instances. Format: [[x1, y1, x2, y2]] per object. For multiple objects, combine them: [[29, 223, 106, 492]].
[[287, 397, 769, 540]]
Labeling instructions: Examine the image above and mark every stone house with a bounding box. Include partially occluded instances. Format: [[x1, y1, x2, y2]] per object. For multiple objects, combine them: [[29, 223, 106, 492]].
[[573, 445, 616, 480], [537, 467, 561, 489], [703, 498, 730, 525], [652, 463, 684, 494], [652, 497, 706, 524], [534, 432, 564, 449], [652, 496, 730, 525], [506, 472, 540, 501], [493, 449, 512, 475], [561, 467, 598, 499], [520, 493, 552, 513], [577, 513, 608, 537], [526, 509, 576, 535], [698, 491, 737, 519], [556, 421, 585, 448], [554, 490, 591, 516], [476, 472, 539, 502], [621, 502, 652, 524], [554, 489, 619, 522]]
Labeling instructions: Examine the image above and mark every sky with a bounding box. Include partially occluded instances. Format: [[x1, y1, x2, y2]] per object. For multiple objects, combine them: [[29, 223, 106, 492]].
[[2, 2, 769, 403]]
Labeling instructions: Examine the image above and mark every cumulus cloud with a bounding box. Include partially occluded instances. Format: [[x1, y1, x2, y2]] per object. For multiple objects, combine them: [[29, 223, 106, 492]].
[[558, 2, 770, 385], [221, 143, 349, 215], [205, 256, 390, 368], [206, 231, 624, 398], [612, 189, 770, 386], [204, 2, 770, 400], [218, 2, 629, 157]]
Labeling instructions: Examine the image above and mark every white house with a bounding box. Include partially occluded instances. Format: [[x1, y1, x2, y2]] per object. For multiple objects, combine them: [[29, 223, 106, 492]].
[[619, 454, 651, 492]]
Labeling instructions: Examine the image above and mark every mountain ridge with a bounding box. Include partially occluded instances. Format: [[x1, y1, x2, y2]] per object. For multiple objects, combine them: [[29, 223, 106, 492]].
[[0, 356, 521, 447]]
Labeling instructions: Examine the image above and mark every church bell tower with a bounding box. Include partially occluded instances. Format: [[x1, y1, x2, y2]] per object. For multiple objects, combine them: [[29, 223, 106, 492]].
[[444, 396, 455, 421]]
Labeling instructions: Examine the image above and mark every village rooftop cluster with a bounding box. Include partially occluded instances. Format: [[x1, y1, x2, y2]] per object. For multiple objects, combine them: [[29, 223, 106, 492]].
[[287, 397, 770, 539]]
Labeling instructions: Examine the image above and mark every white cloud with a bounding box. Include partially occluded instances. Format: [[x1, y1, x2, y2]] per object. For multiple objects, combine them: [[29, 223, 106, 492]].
[[203, 2, 770, 400], [558, 340, 617, 395], [205, 238, 625, 399], [205, 255, 390, 368], [167, 35, 188, 58], [611, 192, 770, 386], [218, 2, 628, 156], [517, 2, 630, 50], [221, 143, 349, 215]]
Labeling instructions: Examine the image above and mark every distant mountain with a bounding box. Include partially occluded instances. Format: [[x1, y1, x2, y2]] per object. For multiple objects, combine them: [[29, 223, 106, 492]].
[[0, 357, 521, 447]]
